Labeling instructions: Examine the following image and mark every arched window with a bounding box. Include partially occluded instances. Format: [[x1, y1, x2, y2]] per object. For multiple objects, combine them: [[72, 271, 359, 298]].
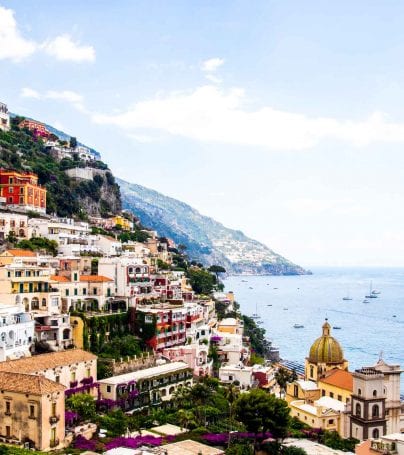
[[372, 428, 379, 439], [373, 390, 377, 397], [310, 365, 314, 378], [372, 404, 379, 418], [358, 388, 362, 396], [355, 403, 361, 416]]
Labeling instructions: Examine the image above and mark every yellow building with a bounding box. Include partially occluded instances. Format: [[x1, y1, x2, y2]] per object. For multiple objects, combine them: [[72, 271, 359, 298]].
[[305, 319, 349, 382], [0, 371, 65, 450], [113, 215, 132, 231], [318, 368, 353, 404], [287, 320, 352, 438]]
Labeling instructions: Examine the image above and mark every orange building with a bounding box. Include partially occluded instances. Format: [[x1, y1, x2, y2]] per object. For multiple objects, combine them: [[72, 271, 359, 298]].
[[0, 169, 46, 214], [18, 119, 49, 138]]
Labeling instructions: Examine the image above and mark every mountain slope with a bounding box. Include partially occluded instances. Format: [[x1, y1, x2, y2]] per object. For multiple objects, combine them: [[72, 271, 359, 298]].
[[117, 178, 309, 275]]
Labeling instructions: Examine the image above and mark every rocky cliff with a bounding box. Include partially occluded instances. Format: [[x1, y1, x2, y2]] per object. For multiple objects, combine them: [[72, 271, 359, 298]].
[[117, 178, 309, 275]]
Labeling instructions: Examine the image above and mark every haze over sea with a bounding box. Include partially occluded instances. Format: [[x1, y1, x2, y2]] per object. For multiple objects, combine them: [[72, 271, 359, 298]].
[[224, 267, 404, 394]]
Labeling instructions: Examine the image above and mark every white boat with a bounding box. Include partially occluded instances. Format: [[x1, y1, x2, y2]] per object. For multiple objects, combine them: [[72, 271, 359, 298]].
[[293, 324, 304, 328], [251, 303, 260, 319], [333, 326, 342, 329], [372, 290, 381, 295], [342, 296, 352, 301], [283, 307, 288, 310], [363, 299, 370, 303], [365, 281, 378, 299]]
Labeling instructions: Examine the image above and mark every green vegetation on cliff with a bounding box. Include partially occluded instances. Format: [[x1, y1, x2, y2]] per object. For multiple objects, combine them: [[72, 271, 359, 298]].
[[0, 117, 121, 218]]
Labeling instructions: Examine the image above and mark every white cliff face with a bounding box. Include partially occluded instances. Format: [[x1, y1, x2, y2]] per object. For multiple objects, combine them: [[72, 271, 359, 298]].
[[118, 178, 308, 275]]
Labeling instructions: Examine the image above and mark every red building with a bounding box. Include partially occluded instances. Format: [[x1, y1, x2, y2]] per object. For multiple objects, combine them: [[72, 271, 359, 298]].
[[19, 119, 50, 138], [0, 169, 47, 214]]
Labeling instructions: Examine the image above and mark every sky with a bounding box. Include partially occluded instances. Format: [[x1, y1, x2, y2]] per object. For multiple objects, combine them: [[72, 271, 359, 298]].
[[2, 1, 404, 267]]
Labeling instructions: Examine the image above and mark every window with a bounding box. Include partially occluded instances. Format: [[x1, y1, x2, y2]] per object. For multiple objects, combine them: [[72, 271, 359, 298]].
[[372, 404, 379, 418], [337, 395, 342, 401], [107, 385, 111, 393], [310, 365, 314, 378], [8, 178, 13, 184], [358, 388, 362, 396], [55, 376, 60, 383], [29, 405, 35, 418], [355, 403, 361, 416], [328, 419, 334, 425], [83, 288, 87, 295], [65, 289, 69, 297], [73, 273, 78, 281], [51, 402, 56, 417], [373, 390, 377, 397], [93, 288, 97, 295], [71, 371, 76, 382], [329, 392, 334, 398], [5, 401, 11, 415], [86, 368, 91, 378], [6, 426, 10, 438], [322, 389, 326, 396], [74, 288, 78, 296], [294, 385, 298, 397], [8, 187, 13, 193], [372, 428, 379, 439]]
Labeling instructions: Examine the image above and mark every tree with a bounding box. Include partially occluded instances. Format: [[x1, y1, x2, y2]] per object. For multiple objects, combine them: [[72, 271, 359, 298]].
[[225, 383, 240, 447], [274, 367, 297, 398], [66, 393, 96, 421], [208, 265, 226, 280], [177, 409, 196, 430], [187, 267, 216, 294], [234, 389, 290, 442]]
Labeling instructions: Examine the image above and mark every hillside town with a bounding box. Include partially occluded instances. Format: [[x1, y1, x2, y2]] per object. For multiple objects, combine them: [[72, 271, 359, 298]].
[[0, 105, 402, 455]]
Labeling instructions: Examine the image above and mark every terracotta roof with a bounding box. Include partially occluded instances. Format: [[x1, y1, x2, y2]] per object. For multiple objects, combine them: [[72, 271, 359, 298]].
[[4, 249, 36, 257], [0, 371, 65, 395], [319, 369, 353, 391], [0, 349, 97, 374], [80, 275, 113, 282], [50, 275, 70, 282]]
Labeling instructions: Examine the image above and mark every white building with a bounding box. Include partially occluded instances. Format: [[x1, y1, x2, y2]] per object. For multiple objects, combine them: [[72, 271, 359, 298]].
[[0, 304, 34, 361], [0, 102, 10, 131], [219, 363, 254, 390], [98, 361, 193, 411], [29, 217, 91, 256], [0, 212, 28, 240]]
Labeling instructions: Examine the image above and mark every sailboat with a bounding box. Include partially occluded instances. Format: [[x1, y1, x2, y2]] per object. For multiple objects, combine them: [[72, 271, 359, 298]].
[[251, 302, 261, 319], [365, 281, 378, 299], [342, 291, 352, 301]]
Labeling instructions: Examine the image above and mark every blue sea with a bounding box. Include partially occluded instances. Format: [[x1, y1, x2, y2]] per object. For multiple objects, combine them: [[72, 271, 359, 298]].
[[224, 267, 404, 394]]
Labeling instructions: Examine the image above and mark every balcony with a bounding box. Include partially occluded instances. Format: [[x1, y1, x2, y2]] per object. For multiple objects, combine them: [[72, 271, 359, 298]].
[[49, 415, 60, 424]]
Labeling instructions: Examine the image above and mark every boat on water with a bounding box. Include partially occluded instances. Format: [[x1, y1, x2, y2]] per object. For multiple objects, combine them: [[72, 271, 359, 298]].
[[333, 326, 342, 329], [251, 303, 260, 319], [249, 286, 253, 289], [283, 307, 288, 310], [293, 324, 304, 328], [267, 304, 272, 306], [257, 320, 264, 325], [372, 290, 381, 295], [273, 287, 278, 290], [365, 281, 378, 299], [363, 299, 370, 303], [342, 296, 352, 301], [241, 280, 248, 282]]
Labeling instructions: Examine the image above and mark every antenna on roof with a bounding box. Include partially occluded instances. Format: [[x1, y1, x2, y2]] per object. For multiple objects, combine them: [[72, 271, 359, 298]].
[[378, 350, 384, 361]]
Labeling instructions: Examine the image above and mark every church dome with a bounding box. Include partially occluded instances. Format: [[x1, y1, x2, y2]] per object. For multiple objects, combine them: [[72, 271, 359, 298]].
[[308, 319, 344, 364]]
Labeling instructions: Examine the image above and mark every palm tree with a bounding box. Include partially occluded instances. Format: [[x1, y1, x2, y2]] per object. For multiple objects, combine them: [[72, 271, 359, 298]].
[[274, 367, 297, 398], [177, 409, 196, 431]]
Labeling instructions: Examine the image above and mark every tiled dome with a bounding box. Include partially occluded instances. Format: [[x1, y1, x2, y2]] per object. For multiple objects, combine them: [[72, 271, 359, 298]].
[[308, 319, 344, 364]]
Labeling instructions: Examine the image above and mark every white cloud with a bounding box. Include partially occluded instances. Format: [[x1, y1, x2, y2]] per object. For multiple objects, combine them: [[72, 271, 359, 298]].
[[0, 6, 95, 63], [20, 87, 86, 112], [201, 57, 224, 72], [42, 34, 95, 62], [20, 87, 41, 99], [0, 6, 37, 61], [91, 84, 404, 150]]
